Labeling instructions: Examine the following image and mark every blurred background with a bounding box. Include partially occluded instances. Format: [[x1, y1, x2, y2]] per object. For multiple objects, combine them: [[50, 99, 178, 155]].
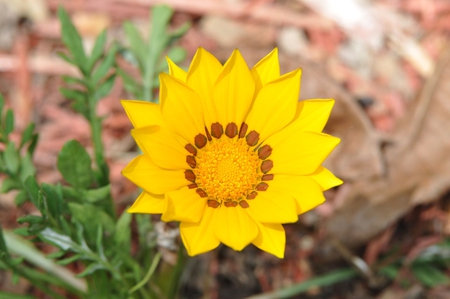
[[1, 0, 450, 298]]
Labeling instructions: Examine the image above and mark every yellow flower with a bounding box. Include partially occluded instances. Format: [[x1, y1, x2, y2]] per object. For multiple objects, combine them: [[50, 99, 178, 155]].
[[122, 48, 342, 258]]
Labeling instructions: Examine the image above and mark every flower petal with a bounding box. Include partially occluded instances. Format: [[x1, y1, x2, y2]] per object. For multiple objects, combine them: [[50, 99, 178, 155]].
[[310, 167, 343, 191], [128, 191, 166, 214], [247, 190, 298, 223], [166, 56, 187, 82], [290, 99, 335, 133], [160, 73, 204, 144], [251, 222, 285, 258], [162, 187, 206, 223], [213, 49, 255, 125], [269, 175, 326, 214], [122, 155, 187, 194], [186, 48, 222, 127], [180, 208, 220, 256], [268, 131, 340, 175], [131, 126, 188, 170], [245, 69, 301, 141], [214, 207, 258, 251], [121, 100, 165, 129], [251, 48, 280, 95]]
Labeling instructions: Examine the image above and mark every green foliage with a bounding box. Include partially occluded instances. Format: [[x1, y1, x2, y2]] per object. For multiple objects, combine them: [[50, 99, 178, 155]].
[[119, 5, 189, 102], [57, 140, 94, 189]]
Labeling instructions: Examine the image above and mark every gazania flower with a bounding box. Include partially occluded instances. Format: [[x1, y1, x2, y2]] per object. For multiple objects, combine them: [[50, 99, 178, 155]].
[[122, 48, 342, 258]]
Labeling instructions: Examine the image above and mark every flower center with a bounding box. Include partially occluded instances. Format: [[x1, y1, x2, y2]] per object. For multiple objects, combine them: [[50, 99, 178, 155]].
[[194, 138, 260, 202]]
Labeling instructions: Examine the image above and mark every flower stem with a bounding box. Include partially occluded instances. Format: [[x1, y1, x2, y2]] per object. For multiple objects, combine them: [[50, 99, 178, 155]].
[[128, 252, 161, 295]]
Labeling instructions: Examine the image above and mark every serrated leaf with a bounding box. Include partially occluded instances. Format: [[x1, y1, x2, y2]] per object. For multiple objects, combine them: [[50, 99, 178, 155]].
[[76, 262, 106, 278], [57, 140, 93, 189], [57, 7, 87, 73], [39, 228, 75, 251], [88, 30, 107, 71], [84, 185, 111, 203], [23, 176, 40, 207], [123, 21, 146, 69], [20, 123, 35, 148], [114, 211, 131, 252], [5, 109, 14, 137], [4, 141, 19, 174], [0, 178, 21, 193], [94, 74, 116, 101], [19, 153, 36, 183], [92, 43, 117, 83], [17, 215, 43, 225], [14, 190, 29, 206]]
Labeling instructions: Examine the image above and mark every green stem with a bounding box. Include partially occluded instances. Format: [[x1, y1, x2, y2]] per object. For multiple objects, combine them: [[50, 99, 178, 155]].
[[128, 252, 161, 295], [143, 59, 155, 102]]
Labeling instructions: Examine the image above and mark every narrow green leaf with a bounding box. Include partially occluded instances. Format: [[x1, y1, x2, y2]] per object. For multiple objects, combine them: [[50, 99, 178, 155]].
[[17, 215, 43, 225], [61, 75, 85, 86], [0, 94, 4, 117], [5, 109, 14, 136], [14, 190, 29, 206], [20, 123, 35, 148], [23, 176, 40, 207], [117, 68, 143, 98], [168, 21, 191, 40], [57, 7, 87, 73], [412, 262, 450, 287], [0, 291, 37, 299], [68, 203, 115, 237], [0, 178, 21, 193], [88, 30, 107, 71], [57, 52, 75, 65], [114, 211, 132, 251], [46, 250, 66, 259], [92, 43, 117, 83], [19, 153, 36, 183], [41, 183, 63, 219], [76, 262, 106, 278], [84, 185, 111, 203], [166, 46, 187, 64], [13, 227, 30, 236], [57, 140, 93, 189], [94, 74, 116, 101], [123, 21, 146, 68], [56, 254, 81, 266], [0, 224, 8, 254], [4, 141, 19, 174], [27, 134, 39, 155], [60, 88, 86, 102], [39, 228, 75, 251]]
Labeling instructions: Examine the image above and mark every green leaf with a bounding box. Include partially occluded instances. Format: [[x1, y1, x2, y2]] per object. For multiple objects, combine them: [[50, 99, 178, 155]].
[[92, 43, 117, 83], [57, 52, 75, 65], [57, 7, 87, 73], [60, 88, 86, 102], [84, 185, 111, 203], [94, 74, 116, 101], [76, 262, 106, 278], [88, 30, 107, 71], [56, 254, 81, 266], [0, 178, 21, 193], [27, 134, 39, 155], [13, 227, 30, 236], [61, 75, 85, 86], [148, 6, 174, 49], [46, 250, 66, 259], [23, 176, 40, 207], [0, 291, 37, 299], [68, 203, 115, 237], [14, 190, 29, 206], [166, 46, 187, 64], [41, 183, 63, 219], [17, 215, 44, 225], [5, 109, 14, 137], [19, 153, 36, 183], [20, 123, 35, 148], [412, 262, 450, 287], [123, 21, 146, 69], [114, 211, 132, 251], [117, 68, 143, 99], [0, 94, 4, 117], [57, 140, 93, 189], [39, 228, 75, 251], [168, 21, 191, 40], [4, 141, 19, 174], [0, 224, 8, 254]]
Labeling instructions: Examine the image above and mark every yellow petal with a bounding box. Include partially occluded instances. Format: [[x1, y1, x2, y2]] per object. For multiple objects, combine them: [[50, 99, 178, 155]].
[[247, 190, 298, 223], [245, 69, 301, 141], [186, 47, 222, 127], [128, 191, 166, 214], [310, 167, 343, 191], [122, 155, 187, 194], [251, 222, 285, 258], [166, 56, 187, 82], [162, 187, 206, 223], [180, 208, 220, 256], [160, 73, 204, 144], [251, 48, 280, 95], [213, 49, 255, 125], [268, 131, 340, 175], [214, 207, 258, 251], [269, 175, 326, 214], [121, 100, 165, 128], [290, 99, 335, 133], [131, 126, 188, 170]]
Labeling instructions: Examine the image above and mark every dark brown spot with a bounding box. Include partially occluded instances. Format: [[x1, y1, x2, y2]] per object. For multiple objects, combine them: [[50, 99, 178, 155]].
[[261, 160, 273, 174], [196, 188, 208, 198], [224, 201, 238, 207], [207, 200, 220, 208], [185, 144, 197, 156], [239, 122, 248, 138], [186, 156, 196, 168], [205, 127, 212, 141], [194, 134, 207, 148], [262, 174, 274, 181], [246, 191, 258, 199], [188, 183, 198, 189], [211, 122, 223, 139], [225, 123, 238, 138], [246, 130, 260, 146], [258, 145, 272, 160], [256, 182, 269, 191], [184, 170, 196, 182], [239, 200, 249, 208]]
